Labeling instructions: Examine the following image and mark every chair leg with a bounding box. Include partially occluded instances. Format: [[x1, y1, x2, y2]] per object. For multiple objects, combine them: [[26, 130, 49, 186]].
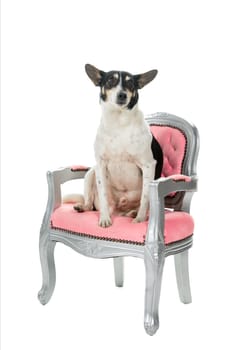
[[113, 257, 124, 287], [144, 248, 165, 336], [38, 235, 56, 305], [174, 250, 192, 304]]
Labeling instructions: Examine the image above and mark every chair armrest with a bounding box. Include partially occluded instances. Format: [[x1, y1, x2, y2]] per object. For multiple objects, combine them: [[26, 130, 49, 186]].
[[44, 165, 89, 220], [40, 165, 91, 236], [153, 174, 198, 198], [146, 175, 198, 245], [49, 165, 90, 186]]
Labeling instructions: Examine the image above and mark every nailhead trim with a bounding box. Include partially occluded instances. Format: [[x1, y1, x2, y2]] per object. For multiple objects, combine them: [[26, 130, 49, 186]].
[[50, 221, 145, 246]]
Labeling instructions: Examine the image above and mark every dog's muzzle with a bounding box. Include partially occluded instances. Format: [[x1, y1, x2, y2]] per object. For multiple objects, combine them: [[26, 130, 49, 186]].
[[117, 91, 127, 105]]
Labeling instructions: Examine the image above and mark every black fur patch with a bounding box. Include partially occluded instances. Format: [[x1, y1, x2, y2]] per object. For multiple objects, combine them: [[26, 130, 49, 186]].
[[122, 72, 139, 109], [101, 71, 120, 88], [151, 135, 163, 179], [126, 91, 138, 109], [100, 71, 120, 102]]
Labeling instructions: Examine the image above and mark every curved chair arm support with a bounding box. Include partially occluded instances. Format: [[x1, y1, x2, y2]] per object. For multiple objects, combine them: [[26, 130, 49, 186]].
[[48, 165, 90, 208], [40, 166, 90, 236], [146, 175, 198, 246]]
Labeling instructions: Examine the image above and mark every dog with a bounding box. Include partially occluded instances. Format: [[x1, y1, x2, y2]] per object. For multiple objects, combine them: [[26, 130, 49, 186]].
[[66, 64, 163, 227]]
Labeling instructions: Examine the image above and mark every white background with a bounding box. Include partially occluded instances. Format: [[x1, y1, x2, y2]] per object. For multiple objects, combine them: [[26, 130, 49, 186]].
[[1, 0, 233, 349]]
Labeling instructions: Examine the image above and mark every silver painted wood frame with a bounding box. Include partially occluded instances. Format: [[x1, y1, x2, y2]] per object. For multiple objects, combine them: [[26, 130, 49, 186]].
[[38, 112, 199, 335]]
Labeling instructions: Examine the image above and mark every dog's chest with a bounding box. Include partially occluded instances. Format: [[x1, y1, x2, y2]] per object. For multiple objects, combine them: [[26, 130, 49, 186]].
[[95, 125, 147, 162], [95, 124, 149, 193]]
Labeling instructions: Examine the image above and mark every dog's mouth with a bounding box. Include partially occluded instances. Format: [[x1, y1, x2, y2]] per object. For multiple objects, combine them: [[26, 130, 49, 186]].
[[116, 101, 127, 107], [115, 102, 129, 110]]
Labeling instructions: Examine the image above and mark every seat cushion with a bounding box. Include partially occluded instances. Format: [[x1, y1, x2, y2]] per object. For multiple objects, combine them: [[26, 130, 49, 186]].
[[51, 204, 194, 245]]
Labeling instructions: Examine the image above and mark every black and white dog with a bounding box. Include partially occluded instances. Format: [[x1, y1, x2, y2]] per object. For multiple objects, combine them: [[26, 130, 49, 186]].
[[70, 64, 163, 227]]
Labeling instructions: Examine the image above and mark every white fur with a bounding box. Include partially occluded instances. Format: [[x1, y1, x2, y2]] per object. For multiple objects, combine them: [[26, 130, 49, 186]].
[[81, 98, 156, 227], [65, 69, 157, 227]]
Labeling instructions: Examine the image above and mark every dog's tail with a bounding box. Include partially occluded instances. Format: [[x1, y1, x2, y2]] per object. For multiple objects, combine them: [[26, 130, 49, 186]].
[[62, 194, 84, 204], [62, 167, 96, 212], [63, 194, 85, 212]]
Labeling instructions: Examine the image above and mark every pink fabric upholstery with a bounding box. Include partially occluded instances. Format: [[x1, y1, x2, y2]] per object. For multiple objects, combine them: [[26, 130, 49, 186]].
[[53, 126, 192, 245], [51, 204, 194, 245], [167, 174, 191, 182], [71, 165, 90, 171], [150, 125, 186, 177]]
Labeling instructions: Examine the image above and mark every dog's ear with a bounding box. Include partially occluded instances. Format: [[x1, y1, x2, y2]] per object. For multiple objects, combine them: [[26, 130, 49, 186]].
[[134, 69, 158, 89], [85, 64, 105, 86]]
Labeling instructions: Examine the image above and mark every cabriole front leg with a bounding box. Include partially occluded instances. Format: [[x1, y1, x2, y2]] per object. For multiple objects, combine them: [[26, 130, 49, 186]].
[[144, 246, 165, 335], [38, 234, 56, 305]]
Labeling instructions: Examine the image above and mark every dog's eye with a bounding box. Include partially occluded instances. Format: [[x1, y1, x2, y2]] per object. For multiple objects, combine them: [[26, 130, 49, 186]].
[[125, 79, 134, 91], [106, 77, 117, 89]]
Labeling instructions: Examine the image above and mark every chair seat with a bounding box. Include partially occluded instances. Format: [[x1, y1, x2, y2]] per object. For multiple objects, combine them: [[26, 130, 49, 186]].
[[51, 204, 194, 245]]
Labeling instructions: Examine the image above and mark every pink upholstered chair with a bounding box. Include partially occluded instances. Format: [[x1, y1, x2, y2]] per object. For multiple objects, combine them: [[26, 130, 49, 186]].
[[38, 112, 199, 335]]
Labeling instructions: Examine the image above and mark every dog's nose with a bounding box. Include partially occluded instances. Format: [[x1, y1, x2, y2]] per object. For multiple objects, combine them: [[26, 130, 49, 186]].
[[117, 91, 127, 104]]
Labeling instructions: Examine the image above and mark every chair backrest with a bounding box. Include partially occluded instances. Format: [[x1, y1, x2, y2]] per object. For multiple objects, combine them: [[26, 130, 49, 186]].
[[147, 112, 199, 209]]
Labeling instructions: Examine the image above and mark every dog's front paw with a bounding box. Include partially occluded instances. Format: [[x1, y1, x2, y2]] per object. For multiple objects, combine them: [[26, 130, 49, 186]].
[[132, 215, 146, 223], [99, 215, 112, 228]]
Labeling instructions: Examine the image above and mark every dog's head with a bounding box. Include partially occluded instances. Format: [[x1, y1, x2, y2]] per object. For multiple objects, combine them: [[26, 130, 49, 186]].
[[85, 64, 158, 110]]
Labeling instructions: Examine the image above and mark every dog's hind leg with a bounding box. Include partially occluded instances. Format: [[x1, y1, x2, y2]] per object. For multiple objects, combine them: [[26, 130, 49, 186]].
[[73, 195, 85, 212], [125, 209, 138, 219], [71, 168, 96, 212], [82, 167, 96, 211]]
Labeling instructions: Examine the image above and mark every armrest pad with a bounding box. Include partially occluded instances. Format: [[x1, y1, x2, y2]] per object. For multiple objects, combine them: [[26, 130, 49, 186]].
[[71, 165, 91, 172], [166, 174, 191, 182], [151, 174, 198, 198]]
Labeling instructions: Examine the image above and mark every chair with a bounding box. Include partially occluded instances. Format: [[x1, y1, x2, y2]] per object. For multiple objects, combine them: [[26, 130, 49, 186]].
[[38, 112, 199, 335]]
